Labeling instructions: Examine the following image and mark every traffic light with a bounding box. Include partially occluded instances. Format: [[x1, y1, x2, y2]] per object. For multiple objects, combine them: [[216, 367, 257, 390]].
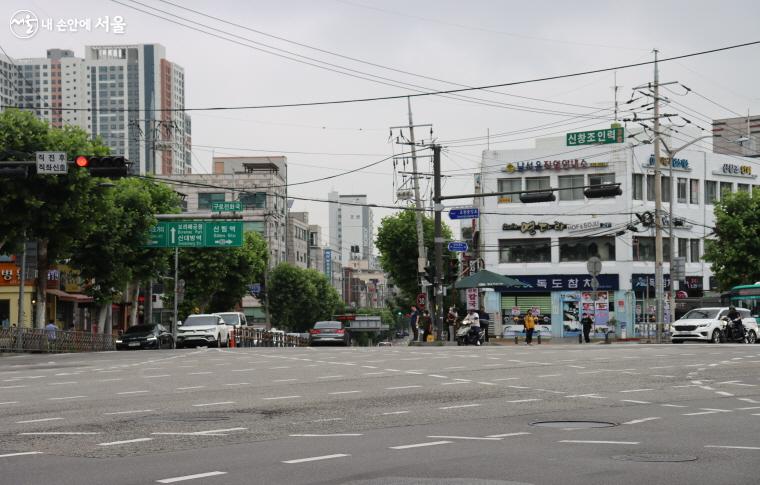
[[519, 191, 556, 203], [584, 183, 622, 198], [0, 164, 28, 178], [423, 265, 436, 284], [74, 155, 130, 178]]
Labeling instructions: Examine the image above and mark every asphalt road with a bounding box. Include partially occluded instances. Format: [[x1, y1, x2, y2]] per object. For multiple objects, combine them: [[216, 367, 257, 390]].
[[2, 342, 760, 485]]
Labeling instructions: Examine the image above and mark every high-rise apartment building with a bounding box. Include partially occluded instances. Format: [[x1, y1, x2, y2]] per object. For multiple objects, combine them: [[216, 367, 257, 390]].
[[2, 44, 190, 175], [713, 115, 760, 158], [328, 191, 374, 267]]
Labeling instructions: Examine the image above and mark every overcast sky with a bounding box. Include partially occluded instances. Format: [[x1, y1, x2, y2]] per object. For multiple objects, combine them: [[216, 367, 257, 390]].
[[3, 0, 760, 245]]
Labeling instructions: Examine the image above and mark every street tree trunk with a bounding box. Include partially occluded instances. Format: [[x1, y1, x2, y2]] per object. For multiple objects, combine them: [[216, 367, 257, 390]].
[[34, 239, 48, 329], [128, 283, 139, 327], [97, 303, 108, 334]]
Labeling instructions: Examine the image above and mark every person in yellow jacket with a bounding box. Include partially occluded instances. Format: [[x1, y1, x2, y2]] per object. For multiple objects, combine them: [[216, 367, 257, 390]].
[[523, 310, 536, 345]]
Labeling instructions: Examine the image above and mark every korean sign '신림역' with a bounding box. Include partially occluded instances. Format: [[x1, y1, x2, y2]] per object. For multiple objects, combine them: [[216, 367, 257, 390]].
[[566, 127, 624, 146]]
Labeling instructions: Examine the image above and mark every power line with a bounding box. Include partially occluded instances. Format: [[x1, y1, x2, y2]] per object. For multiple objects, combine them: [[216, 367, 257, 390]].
[[4, 39, 760, 113]]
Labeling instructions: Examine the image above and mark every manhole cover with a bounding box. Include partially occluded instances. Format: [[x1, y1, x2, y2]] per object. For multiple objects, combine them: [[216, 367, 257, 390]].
[[612, 453, 697, 463], [531, 420, 617, 429]]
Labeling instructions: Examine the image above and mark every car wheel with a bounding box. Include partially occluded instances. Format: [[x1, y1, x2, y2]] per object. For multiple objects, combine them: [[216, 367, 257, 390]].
[[747, 331, 757, 344], [711, 329, 721, 344]]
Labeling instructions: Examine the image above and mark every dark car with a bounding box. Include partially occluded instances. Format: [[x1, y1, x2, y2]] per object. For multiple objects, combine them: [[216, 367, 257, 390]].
[[309, 321, 350, 346], [116, 324, 174, 350]]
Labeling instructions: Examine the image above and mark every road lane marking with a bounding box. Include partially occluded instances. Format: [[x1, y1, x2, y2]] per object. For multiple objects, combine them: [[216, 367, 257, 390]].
[[16, 417, 64, 424], [683, 411, 718, 416], [157, 471, 228, 483], [506, 399, 542, 403], [50, 381, 77, 385], [117, 390, 149, 395], [273, 379, 297, 382], [263, 395, 301, 400], [382, 411, 409, 415], [427, 374, 448, 379], [493, 377, 519, 381], [621, 400, 651, 404], [716, 391, 735, 397], [559, 440, 639, 445], [191, 401, 235, 407], [230, 368, 256, 372], [705, 445, 760, 450], [389, 441, 452, 450], [19, 432, 101, 435], [619, 389, 654, 393], [439, 404, 481, 410], [385, 385, 422, 390], [153, 428, 246, 437], [269, 366, 290, 370], [328, 390, 362, 395], [143, 375, 171, 378], [738, 406, 760, 410], [0, 401, 19, 405], [224, 383, 249, 386], [487, 432, 531, 438], [176, 386, 205, 390], [282, 454, 350, 464], [427, 436, 502, 441], [290, 433, 363, 437], [98, 438, 153, 446], [538, 374, 561, 378], [188, 372, 212, 375], [661, 404, 688, 408], [737, 398, 760, 403], [444, 366, 466, 370], [362, 372, 385, 375], [318, 375, 344, 379], [623, 417, 661, 425], [48, 396, 87, 400], [104, 409, 154, 415], [0, 452, 43, 458], [700, 408, 733, 413]]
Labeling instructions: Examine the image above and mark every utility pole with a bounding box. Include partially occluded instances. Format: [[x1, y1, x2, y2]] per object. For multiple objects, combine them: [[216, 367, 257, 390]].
[[432, 144, 444, 339], [16, 236, 27, 352], [652, 49, 665, 344]]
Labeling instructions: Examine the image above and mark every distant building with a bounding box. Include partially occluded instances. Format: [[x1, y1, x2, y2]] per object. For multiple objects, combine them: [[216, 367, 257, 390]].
[[713, 115, 760, 158], [287, 212, 310, 269], [328, 191, 374, 267]]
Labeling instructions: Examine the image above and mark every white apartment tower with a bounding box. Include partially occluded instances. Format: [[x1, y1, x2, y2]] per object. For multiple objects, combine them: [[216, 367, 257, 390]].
[[328, 191, 374, 267]]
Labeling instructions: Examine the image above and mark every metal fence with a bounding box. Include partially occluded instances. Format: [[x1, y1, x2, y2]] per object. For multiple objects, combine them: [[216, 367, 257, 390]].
[[0, 329, 117, 353], [236, 327, 309, 348]]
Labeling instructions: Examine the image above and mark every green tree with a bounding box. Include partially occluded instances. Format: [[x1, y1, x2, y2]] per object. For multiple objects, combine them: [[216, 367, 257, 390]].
[[704, 189, 760, 290], [177, 231, 268, 319], [268, 263, 341, 332], [0, 109, 110, 328], [375, 209, 455, 299]]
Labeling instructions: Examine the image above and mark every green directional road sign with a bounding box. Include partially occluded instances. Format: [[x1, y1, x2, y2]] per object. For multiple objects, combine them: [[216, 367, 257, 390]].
[[566, 127, 624, 146], [211, 200, 243, 212], [145, 221, 244, 248]]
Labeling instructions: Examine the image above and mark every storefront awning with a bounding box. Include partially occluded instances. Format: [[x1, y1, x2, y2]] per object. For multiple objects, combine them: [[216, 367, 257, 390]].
[[455, 270, 531, 289], [47, 289, 94, 303]]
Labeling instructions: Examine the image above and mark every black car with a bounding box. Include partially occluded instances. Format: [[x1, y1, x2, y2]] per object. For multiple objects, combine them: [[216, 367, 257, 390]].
[[116, 324, 174, 350]]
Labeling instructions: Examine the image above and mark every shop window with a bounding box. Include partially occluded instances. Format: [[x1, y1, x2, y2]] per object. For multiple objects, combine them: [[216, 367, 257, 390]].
[[240, 192, 266, 209], [647, 174, 655, 201], [197, 192, 224, 210], [690, 179, 700, 204], [738, 183, 750, 193], [678, 238, 688, 259], [525, 176, 550, 192], [498, 238, 551, 263], [677, 178, 687, 203], [632, 174, 643, 200], [661, 176, 671, 203], [690, 239, 700, 262], [720, 181, 733, 198], [497, 178, 521, 203], [705, 181, 717, 204], [633, 236, 670, 262], [589, 173, 615, 187], [558, 175, 584, 201], [559, 236, 616, 262]]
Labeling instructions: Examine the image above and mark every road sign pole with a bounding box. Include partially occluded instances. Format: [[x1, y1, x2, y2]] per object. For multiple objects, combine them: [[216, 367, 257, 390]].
[[172, 246, 179, 350]]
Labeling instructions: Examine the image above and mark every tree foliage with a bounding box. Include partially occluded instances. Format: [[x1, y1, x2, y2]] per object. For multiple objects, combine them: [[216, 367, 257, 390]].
[[704, 189, 760, 290], [375, 209, 455, 299], [268, 263, 342, 332], [178, 231, 268, 319]]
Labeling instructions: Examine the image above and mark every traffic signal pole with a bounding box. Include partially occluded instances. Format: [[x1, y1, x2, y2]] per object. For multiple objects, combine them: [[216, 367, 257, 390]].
[[432, 145, 444, 339], [172, 246, 179, 350]]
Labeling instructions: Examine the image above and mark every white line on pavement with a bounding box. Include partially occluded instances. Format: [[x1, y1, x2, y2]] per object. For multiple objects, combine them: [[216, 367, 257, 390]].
[[439, 404, 481, 410], [290, 433, 362, 437], [48, 396, 87, 400], [621, 400, 651, 404], [176, 386, 205, 390], [559, 440, 639, 445], [328, 391, 362, 395], [117, 390, 149, 395], [282, 454, 350, 464], [683, 411, 718, 416], [427, 374, 448, 379], [705, 445, 760, 450], [191, 401, 235, 407], [224, 383, 249, 386], [619, 389, 654, 393], [318, 375, 344, 379], [382, 411, 409, 415], [156, 471, 228, 483], [143, 375, 171, 378], [49, 381, 77, 385], [661, 404, 688, 408], [737, 398, 760, 403], [486, 432, 531, 438], [263, 395, 301, 400], [389, 441, 452, 450], [427, 436, 503, 441], [0, 452, 43, 458], [0, 401, 19, 405], [385, 385, 422, 390], [188, 372, 212, 375], [623, 417, 661, 425], [16, 417, 64, 424], [273, 379, 297, 382], [98, 438, 153, 446], [19, 432, 101, 435], [716, 391, 735, 397], [104, 410, 154, 415]]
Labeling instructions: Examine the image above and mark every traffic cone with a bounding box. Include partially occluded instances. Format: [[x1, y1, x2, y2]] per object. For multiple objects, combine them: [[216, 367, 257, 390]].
[[229, 329, 235, 348]]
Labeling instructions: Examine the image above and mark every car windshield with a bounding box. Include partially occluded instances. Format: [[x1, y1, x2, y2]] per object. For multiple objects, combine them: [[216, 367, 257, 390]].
[[124, 325, 156, 334], [681, 309, 721, 320], [184, 316, 218, 326], [217, 313, 240, 325], [314, 321, 341, 330]]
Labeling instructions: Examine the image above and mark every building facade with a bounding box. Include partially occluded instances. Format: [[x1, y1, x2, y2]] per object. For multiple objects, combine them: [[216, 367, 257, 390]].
[[287, 212, 310, 269], [713, 114, 760, 158], [476, 132, 759, 339], [328, 191, 374, 268]]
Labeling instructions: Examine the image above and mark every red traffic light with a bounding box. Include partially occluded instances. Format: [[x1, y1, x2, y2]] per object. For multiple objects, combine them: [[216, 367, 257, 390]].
[[75, 155, 89, 168]]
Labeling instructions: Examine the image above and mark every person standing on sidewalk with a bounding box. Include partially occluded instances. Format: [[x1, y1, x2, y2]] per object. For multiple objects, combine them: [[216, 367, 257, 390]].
[[581, 313, 594, 343], [45, 321, 58, 351], [523, 310, 536, 345], [419, 310, 432, 342], [409, 306, 419, 342]]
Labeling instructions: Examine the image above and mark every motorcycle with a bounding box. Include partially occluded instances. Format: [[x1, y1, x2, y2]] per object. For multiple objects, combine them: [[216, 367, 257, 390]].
[[720, 316, 755, 343], [456, 319, 485, 346]]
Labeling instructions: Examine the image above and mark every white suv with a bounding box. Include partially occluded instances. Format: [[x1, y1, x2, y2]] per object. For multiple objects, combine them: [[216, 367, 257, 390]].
[[176, 314, 230, 348], [671, 307, 758, 344]]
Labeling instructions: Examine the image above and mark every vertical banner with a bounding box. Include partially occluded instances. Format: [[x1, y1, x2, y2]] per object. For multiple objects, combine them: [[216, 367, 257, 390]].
[[466, 288, 479, 310], [323, 249, 332, 278]]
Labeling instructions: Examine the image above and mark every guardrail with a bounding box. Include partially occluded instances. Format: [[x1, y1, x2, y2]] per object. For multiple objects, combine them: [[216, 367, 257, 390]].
[[236, 327, 309, 348], [0, 329, 117, 353]]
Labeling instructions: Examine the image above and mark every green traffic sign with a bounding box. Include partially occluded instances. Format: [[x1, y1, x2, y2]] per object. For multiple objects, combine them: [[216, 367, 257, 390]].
[[211, 200, 243, 212], [145, 221, 244, 248], [566, 127, 624, 146]]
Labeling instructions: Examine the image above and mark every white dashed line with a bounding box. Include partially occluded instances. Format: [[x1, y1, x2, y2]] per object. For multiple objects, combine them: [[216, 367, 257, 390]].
[[98, 438, 153, 446], [282, 454, 350, 464], [621, 400, 651, 404], [328, 390, 362, 395], [48, 396, 87, 400], [16, 417, 64, 424], [661, 404, 688, 408], [716, 391, 735, 397], [188, 372, 212, 375], [0, 401, 19, 405], [263, 395, 301, 400], [619, 389, 654, 393], [428, 435, 502, 441], [157, 471, 228, 483], [382, 411, 409, 415], [559, 440, 639, 445], [389, 441, 452, 450], [225, 383, 250, 386], [683, 411, 718, 416], [104, 409, 154, 415], [143, 375, 171, 379], [622, 417, 661, 425], [487, 432, 531, 438], [318, 375, 344, 379], [176, 386, 205, 390], [19, 432, 101, 436], [705, 445, 760, 450], [191, 401, 235, 407], [117, 390, 150, 395], [290, 433, 362, 437], [273, 379, 297, 383], [0, 452, 43, 458], [439, 404, 481, 410], [49, 381, 77, 385], [385, 385, 422, 390], [506, 399, 542, 403]]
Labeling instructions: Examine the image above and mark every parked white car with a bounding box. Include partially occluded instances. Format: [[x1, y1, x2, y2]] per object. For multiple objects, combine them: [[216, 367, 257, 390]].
[[176, 314, 230, 348], [216, 312, 247, 344], [671, 307, 758, 344]]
